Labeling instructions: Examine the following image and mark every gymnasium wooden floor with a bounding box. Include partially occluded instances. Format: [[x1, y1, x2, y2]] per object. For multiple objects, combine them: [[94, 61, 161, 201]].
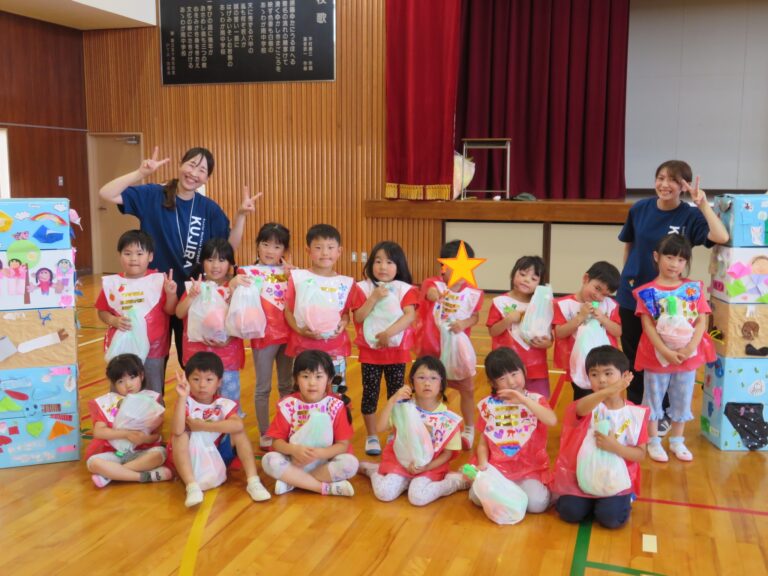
[[0, 275, 766, 576]]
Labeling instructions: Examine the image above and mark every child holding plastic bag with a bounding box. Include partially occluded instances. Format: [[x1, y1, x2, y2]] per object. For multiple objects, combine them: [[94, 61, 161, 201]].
[[487, 256, 553, 398], [351, 241, 419, 455], [553, 261, 622, 400], [170, 352, 270, 507], [633, 234, 714, 462], [234, 223, 294, 450], [262, 350, 359, 497], [96, 230, 178, 396], [467, 347, 557, 519], [86, 354, 172, 488], [359, 356, 469, 506], [176, 238, 245, 410], [552, 346, 648, 529], [417, 240, 484, 450]]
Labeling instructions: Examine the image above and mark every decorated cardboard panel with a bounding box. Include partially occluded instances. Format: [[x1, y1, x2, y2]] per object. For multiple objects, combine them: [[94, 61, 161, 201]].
[[703, 356, 768, 406], [0, 309, 76, 370], [0, 248, 76, 310], [714, 193, 768, 248], [709, 245, 768, 304], [700, 391, 768, 452], [0, 364, 79, 468], [710, 298, 768, 359], [0, 198, 71, 251]]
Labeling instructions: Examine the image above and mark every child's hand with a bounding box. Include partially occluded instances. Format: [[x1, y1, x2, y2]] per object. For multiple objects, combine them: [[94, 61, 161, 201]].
[[163, 269, 177, 295], [449, 318, 466, 333], [291, 445, 317, 467], [175, 370, 190, 398], [280, 256, 295, 271], [374, 331, 391, 348], [237, 185, 262, 216], [497, 389, 529, 405], [577, 302, 593, 323], [610, 372, 633, 395], [138, 146, 170, 178], [506, 310, 523, 324], [529, 335, 552, 349], [391, 385, 412, 403], [114, 315, 132, 332], [660, 347, 683, 366], [202, 336, 230, 347], [407, 463, 426, 475], [592, 307, 607, 324], [228, 274, 251, 290], [186, 418, 208, 432], [677, 344, 695, 359], [188, 275, 203, 299], [682, 176, 707, 207], [476, 457, 489, 471], [370, 283, 389, 303], [594, 429, 622, 453], [124, 430, 151, 446]]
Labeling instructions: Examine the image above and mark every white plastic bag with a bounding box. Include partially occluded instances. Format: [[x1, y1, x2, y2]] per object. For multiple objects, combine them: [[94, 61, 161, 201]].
[[188, 282, 229, 344], [392, 401, 434, 468], [576, 420, 631, 497], [226, 277, 267, 339], [290, 411, 334, 448], [570, 318, 611, 389], [439, 323, 477, 381], [109, 391, 165, 454], [189, 431, 227, 490], [295, 277, 340, 337], [105, 307, 150, 362], [519, 285, 554, 342], [363, 285, 405, 348], [463, 463, 529, 525]]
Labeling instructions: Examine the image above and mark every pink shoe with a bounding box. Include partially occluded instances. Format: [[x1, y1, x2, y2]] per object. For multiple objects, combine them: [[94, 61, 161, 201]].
[[92, 474, 111, 488]]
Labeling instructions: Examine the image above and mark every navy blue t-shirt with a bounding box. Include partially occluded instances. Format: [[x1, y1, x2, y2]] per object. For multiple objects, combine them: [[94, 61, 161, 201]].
[[119, 184, 230, 294], [617, 197, 711, 309]]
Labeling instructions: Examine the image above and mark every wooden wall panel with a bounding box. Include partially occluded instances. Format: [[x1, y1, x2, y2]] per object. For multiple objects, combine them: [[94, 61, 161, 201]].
[[0, 12, 91, 270], [82, 0, 441, 282]]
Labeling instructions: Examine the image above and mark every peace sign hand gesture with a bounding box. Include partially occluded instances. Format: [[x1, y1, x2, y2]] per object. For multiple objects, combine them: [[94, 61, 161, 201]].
[[681, 176, 706, 207], [138, 146, 171, 178], [237, 185, 263, 216], [163, 269, 177, 295]]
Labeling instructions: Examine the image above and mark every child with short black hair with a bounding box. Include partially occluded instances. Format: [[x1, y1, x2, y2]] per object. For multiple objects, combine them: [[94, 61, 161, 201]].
[[170, 351, 270, 507], [86, 353, 171, 488], [553, 261, 622, 400], [487, 255, 552, 397], [261, 350, 359, 497], [552, 346, 648, 529], [96, 230, 178, 396], [284, 223, 359, 396], [469, 347, 556, 515], [417, 239, 484, 450]]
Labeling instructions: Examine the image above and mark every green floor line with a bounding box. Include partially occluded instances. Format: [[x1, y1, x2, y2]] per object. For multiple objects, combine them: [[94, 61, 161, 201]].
[[585, 560, 666, 576], [570, 520, 592, 576]]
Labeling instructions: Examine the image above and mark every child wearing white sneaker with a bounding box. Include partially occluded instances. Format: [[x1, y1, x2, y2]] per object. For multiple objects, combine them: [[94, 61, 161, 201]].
[[469, 347, 557, 515], [261, 350, 359, 497], [86, 354, 172, 488], [350, 241, 419, 456], [633, 234, 714, 462], [170, 352, 271, 507], [359, 356, 469, 506]]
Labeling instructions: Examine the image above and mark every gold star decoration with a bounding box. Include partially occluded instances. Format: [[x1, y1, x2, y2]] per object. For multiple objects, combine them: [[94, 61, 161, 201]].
[[437, 241, 486, 288]]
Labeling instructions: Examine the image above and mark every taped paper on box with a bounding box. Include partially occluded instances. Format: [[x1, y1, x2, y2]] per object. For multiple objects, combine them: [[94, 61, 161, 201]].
[[0, 309, 76, 369]]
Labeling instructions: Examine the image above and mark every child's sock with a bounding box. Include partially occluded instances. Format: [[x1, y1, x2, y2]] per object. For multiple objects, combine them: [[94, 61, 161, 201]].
[[321, 480, 355, 497], [91, 474, 111, 488], [138, 467, 173, 483], [185, 483, 204, 508], [358, 461, 379, 478], [274, 480, 295, 495], [246, 476, 272, 501]]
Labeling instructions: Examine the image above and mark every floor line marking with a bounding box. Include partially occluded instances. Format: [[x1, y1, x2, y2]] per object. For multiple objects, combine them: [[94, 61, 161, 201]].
[[636, 497, 768, 517], [584, 560, 665, 576], [570, 519, 592, 576], [78, 337, 104, 348], [179, 487, 218, 576]]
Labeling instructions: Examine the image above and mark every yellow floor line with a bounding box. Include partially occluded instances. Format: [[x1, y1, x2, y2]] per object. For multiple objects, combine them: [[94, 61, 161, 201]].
[[179, 488, 219, 576]]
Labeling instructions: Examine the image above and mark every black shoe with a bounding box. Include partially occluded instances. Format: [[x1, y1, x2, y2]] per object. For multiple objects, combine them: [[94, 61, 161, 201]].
[[657, 416, 672, 437]]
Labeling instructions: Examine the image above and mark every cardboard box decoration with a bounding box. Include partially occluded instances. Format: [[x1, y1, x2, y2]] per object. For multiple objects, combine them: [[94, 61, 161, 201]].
[[714, 193, 768, 248], [0, 249, 76, 310], [0, 309, 76, 370], [704, 355, 768, 405], [0, 198, 71, 251], [709, 245, 768, 304], [709, 297, 768, 359], [701, 391, 768, 451], [0, 364, 79, 468]]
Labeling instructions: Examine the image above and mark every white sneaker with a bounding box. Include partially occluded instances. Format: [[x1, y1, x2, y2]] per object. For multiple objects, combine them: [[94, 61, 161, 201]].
[[185, 483, 204, 508], [461, 428, 475, 451], [445, 472, 470, 491], [647, 441, 669, 463], [259, 435, 273, 450], [326, 480, 355, 497], [669, 440, 693, 462], [247, 478, 272, 501], [365, 436, 382, 456], [274, 480, 295, 495]]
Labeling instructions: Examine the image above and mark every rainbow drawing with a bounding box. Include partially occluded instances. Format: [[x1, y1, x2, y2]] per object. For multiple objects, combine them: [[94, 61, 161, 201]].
[[30, 212, 67, 226]]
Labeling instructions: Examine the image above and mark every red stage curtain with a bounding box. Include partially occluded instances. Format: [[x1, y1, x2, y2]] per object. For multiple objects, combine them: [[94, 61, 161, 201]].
[[385, 0, 462, 200], [455, 0, 630, 199]]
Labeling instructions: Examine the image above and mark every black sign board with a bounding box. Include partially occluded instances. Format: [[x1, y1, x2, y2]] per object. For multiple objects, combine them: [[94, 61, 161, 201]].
[[160, 0, 335, 85]]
